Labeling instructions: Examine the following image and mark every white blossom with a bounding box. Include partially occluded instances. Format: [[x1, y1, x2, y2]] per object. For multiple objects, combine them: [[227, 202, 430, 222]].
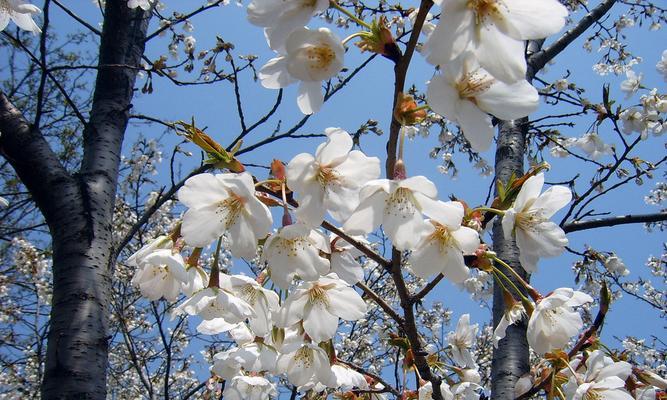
[[447, 314, 478, 368], [247, 0, 328, 50], [409, 201, 480, 282], [259, 27, 344, 114], [276, 273, 366, 343], [343, 175, 444, 250], [178, 172, 273, 258], [286, 128, 380, 226], [620, 70, 643, 99], [261, 223, 330, 289], [526, 288, 593, 355], [0, 0, 41, 33], [575, 132, 613, 160], [656, 50, 667, 82], [222, 375, 277, 400], [563, 350, 633, 400], [502, 173, 571, 273], [427, 55, 539, 151], [423, 0, 568, 82]]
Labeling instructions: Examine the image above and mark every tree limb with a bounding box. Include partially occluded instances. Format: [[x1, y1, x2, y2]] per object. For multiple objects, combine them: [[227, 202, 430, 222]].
[[563, 212, 667, 233]]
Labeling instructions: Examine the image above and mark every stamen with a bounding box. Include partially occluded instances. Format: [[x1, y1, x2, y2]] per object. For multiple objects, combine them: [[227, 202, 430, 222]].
[[305, 45, 336, 71]]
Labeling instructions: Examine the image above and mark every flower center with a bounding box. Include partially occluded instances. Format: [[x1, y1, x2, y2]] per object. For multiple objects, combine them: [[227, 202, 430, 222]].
[[583, 389, 602, 400], [305, 45, 336, 71], [301, 0, 317, 8], [240, 284, 258, 305], [515, 209, 545, 232], [385, 187, 417, 218], [218, 192, 245, 227], [430, 222, 455, 253], [456, 69, 495, 101], [294, 347, 314, 368], [307, 284, 330, 307], [273, 236, 309, 258], [467, 0, 506, 25], [316, 165, 341, 188]]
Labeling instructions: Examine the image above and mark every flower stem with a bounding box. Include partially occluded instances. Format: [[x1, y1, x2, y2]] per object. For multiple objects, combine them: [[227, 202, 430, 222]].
[[491, 267, 530, 304], [208, 237, 223, 288], [342, 31, 367, 45], [254, 178, 282, 187], [330, 1, 372, 30], [491, 254, 541, 301], [472, 206, 505, 216]]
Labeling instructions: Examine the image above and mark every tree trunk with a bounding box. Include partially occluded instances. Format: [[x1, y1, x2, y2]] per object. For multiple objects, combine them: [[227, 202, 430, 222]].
[[490, 118, 530, 400], [1, 2, 149, 398]]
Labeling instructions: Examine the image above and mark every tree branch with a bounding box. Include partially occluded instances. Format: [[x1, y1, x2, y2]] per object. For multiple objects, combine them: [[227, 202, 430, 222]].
[[528, 0, 617, 72], [563, 212, 667, 233]]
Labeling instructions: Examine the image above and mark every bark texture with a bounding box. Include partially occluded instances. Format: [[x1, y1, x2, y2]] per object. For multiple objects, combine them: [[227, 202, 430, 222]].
[[490, 118, 530, 400], [0, 2, 149, 398]]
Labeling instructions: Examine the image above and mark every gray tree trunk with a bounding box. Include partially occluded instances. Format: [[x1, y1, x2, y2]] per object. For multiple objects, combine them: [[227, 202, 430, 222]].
[[0, 2, 149, 398], [490, 117, 530, 400]]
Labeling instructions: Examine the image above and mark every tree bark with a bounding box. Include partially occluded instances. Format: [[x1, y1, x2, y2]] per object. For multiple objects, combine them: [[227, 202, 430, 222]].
[[490, 118, 530, 400], [1, 2, 149, 398]]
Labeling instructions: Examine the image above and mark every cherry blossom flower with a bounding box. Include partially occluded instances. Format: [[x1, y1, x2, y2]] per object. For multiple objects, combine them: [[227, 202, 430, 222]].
[[259, 27, 344, 114], [127, 0, 152, 10], [329, 234, 365, 285], [247, 0, 328, 50], [178, 172, 273, 258], [427, 56, 539, 151], [286, 128, 381, 225], [620, 70, 643, 99], [575, 132, 613, 160], [423, 0, 568, 83], [419, 381, 454, 400], [657, 50, 667, 82], [502, 173, 571, 273], [0, 0, 41, 33], [604, 255, 629, 276], [222, 375, 277, 400], [276, 342, 337, 387], [493, 302, 526, 348], [229, 274, 280, 337], [563, 350, 633, 400], [331, 364, 370, 391], [172, 285, 255, 326], [128, 236, 188, 301], [526, 288, 593, 355], [409, 201, 480, 282], [343, 175, 448, 250], [276, 273, 366, 343], [181, 265, 207, 297], [447, 314, 478, 368], [211, 342, 277, 379], [261, 222, 330, 289]]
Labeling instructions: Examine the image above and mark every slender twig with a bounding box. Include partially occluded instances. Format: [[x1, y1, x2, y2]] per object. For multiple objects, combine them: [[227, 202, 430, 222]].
[[563, 212, 667, 233]]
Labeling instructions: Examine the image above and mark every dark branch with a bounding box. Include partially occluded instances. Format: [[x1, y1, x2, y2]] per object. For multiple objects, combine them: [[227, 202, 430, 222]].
[[563, 212, 667, 233]]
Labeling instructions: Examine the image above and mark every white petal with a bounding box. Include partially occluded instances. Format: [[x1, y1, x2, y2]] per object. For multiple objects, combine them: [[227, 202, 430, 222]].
[[259, 56, 296, 89], [178, 173, 228, 208], [327, 286, 366, 320], [452, 226, 481, 254], [343, 190, 387, 235], [503, 0, 568, 39], [514, 173, 544, 211], [399, 176, 438, 198], [303, 302, 339, 342], [423, 4, 473, 66], [286, 152, 317, 193], [532, 185, 572, 219], [475, 24, 527, 83], [417, 197, 463, 228], [410, 235, 444, 278], [317, 128, 353, 166], [427, 74, 462, 122], [297, 81, 324, 114], [181, 205, 225, 247], [458, 100, 495, 152], [477, 80, 539, 120]]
